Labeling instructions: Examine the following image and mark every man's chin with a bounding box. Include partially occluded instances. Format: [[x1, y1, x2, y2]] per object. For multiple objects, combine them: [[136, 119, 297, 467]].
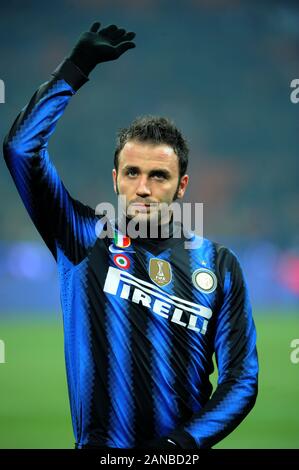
[[127, 212, 173, 227], [125, 206, 173, 227], [126, 212, 155, 223]]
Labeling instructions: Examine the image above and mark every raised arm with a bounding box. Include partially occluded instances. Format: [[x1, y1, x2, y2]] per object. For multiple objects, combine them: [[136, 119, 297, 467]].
[[3, 22, 136, 262]]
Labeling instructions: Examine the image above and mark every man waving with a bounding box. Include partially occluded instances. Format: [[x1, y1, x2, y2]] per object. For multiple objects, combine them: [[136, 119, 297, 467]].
[[3, 22, 258, 450]]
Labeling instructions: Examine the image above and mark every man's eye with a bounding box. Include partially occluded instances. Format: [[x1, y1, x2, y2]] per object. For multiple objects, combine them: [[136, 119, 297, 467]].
[[127, 169, 138, 177], [152, 173, 166, 180]]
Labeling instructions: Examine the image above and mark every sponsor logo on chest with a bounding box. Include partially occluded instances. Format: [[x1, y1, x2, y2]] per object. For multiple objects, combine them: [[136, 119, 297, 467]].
[[103, 267, 212, 335]]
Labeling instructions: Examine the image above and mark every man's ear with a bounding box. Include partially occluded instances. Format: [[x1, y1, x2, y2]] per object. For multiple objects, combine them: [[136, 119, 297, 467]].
[[177, 174, 189, 199], [112, 168, 117, 194]]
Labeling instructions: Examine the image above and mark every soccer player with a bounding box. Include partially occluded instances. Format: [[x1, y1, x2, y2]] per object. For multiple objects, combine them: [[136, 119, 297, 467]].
[[3, 22, 258, 449]]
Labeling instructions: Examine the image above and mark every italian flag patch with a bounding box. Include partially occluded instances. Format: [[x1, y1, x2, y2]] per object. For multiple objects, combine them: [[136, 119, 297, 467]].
[[113, 232, 131, 248]]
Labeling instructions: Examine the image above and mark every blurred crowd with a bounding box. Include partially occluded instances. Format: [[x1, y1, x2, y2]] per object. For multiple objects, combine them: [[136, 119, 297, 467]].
[[0, 0, 298, 312]]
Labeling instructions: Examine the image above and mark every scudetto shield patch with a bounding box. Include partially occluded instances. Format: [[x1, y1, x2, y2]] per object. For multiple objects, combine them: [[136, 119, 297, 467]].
[[149, 258, 172, 287]]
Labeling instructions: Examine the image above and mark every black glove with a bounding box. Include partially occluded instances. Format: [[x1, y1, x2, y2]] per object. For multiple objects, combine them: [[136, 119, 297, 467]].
[[69, 22, 136, 76], [141, 436, 180, 449]]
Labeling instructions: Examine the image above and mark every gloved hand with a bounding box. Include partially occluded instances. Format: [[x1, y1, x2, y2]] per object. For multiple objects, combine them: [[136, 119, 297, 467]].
[[69, 22, 136, 76]]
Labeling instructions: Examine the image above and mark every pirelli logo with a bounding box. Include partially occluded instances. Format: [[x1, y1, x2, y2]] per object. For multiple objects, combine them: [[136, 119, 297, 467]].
[[103, 267, 212, 335]]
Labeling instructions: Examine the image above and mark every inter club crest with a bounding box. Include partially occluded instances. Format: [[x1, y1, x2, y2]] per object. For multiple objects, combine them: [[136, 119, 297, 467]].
[[192, 268, 217, 293]]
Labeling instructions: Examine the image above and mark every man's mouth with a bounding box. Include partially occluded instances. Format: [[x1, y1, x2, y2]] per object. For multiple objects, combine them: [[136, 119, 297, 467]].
[[128, 202, 159, 214], [130, 203, 151, 212], [132, 203, 150, 206]]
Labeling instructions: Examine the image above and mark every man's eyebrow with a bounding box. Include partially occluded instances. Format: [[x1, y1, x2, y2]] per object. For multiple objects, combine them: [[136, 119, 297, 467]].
[[148, 168, 171, 178], [121, 165, 141, 175], [122, 165, 172, 178], [122, 165, 140, 172]]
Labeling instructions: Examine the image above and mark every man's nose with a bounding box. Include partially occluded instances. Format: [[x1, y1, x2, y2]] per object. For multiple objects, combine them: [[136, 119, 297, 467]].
[[136, 176, 151, 197]]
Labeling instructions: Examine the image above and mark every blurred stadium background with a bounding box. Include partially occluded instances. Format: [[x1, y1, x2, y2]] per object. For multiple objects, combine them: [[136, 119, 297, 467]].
[[0, 0, 298, 448]]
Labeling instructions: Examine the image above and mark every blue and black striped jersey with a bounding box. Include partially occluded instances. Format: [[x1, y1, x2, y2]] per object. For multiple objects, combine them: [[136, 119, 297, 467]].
[[3, 58, 258, 449]]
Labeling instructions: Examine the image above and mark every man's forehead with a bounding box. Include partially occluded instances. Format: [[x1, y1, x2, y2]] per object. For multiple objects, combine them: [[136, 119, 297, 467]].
[[119, 140, 178, 166]]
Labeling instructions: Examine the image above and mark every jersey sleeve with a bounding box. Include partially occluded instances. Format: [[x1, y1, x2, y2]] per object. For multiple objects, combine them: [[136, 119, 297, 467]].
[[168, 246, 259, 449], [3, 59, 98, 262]]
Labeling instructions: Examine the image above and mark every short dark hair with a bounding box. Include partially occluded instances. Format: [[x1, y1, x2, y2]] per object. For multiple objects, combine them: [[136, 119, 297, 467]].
[[114, 115, 189, 178]]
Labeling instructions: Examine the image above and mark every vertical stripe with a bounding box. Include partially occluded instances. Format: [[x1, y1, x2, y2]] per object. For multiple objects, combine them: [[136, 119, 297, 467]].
[[168, 241, 194, 424], [144, 249, 177, 437], [129, 249, 155, 445], [59, 252, 95, 445], [187, 237, 217, 409], [86, 241, 110, 446], [105, 256, 135, 447]]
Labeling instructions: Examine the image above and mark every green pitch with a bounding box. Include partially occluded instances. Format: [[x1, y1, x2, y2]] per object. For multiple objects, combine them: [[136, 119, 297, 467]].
[[0, 312, 298, 448]]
